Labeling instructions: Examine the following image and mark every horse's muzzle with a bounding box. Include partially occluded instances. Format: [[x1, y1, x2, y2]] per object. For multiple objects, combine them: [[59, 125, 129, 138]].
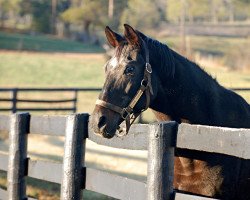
[[90, 111, 118, 139]]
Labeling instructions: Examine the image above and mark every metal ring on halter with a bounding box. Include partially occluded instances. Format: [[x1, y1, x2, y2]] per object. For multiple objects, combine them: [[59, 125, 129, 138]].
[[121, 108, 130, 119], [116, 126, 127, 137], [141, 79, 148, 87], [145, 63, 152, 73]]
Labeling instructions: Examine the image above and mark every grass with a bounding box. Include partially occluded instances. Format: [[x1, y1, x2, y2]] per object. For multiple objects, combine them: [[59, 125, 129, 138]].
[[0, 52, 106, 116], [161, 35, 250, 57], [0, 31, 104, 53], [0, 52, 105, 88]]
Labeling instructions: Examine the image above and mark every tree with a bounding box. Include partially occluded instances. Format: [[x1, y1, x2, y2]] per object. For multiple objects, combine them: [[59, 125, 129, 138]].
[[166, 0, 182, 23], [0, 0, 21, 28], [233, 0, 250, 20], [120, 0, 160, 30], [20, 0, 52, 33], [0, 0, 8, 27], [187, 0, 210, 23], [166, 0, 210, 23], [61, 0, 107, 42], [32, 0, 52, 33], [108, 0, 127, 30]]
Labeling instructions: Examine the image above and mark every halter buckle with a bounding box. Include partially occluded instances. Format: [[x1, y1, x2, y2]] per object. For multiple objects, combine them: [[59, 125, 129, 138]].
[[145, 63, 152, 73], [141, 79, 148, 87], [121, 108, 130, 119]]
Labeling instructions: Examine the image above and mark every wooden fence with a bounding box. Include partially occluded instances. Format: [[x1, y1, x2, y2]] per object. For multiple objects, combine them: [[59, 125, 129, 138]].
[[0, 88, 101, 113], [0, 113, 249, 200], [0, 87, 249, 113]]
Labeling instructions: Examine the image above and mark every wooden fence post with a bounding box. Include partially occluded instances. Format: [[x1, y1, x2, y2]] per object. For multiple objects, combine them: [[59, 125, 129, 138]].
[[60, 113, 89, 200], [11, 88, 18, 113], [7, 112, 30, 200], [147, 121, 177, 200]]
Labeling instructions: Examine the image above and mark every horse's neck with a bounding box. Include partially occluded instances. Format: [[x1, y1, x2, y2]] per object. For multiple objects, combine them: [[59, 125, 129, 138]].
[[150, 52, 187, 121], [150, 50, 209, 122]]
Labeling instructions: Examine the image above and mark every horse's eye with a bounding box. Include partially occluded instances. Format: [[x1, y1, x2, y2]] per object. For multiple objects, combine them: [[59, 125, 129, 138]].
[[124, 66, 135, 75], [127, 55, 133, 61]]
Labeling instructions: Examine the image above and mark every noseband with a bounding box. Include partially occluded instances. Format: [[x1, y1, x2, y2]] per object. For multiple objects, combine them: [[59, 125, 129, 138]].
[[96, 40, 153, 136]]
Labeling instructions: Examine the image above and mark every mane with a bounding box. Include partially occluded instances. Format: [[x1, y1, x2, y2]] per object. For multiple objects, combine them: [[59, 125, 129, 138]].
[[171, 49, 219, 84], [138, 32, 176, 79], [115, 41, 127, 58], [114, 31, 217, 86], [138, 32, 219, 85]]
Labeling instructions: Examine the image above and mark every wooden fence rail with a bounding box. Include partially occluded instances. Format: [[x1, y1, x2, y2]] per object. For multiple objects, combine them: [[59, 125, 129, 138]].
[[0, 113, 249, 200]]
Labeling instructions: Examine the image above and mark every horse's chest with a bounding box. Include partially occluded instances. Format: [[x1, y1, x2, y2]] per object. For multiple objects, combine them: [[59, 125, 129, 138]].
[[174, 157, 223, 197]]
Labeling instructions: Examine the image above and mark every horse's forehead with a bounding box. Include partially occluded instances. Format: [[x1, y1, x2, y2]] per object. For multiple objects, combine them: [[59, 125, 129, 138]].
[[109, 56, 119, 69], [109, 50, 127, 69], [107, 44, 139, 71]]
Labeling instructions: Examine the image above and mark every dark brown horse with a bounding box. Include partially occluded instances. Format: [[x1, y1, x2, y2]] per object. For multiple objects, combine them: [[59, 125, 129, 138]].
[[90, 24, 250, 199]]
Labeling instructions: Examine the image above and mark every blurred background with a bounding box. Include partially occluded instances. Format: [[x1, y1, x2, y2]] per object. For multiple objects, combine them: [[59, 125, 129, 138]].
[[0, 0, 250, 199]]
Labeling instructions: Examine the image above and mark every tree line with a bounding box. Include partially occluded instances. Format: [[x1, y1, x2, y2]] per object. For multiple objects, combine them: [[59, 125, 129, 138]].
[[0, 0, 249, 42]]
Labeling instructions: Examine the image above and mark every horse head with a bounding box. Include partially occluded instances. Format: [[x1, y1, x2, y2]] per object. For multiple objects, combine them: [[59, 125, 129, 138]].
[[90, 24, 157, 138]]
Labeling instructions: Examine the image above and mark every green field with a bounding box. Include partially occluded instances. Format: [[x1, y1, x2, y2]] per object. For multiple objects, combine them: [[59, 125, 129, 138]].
[[0, 52, 105, 87], [0, 31, 104, 53]]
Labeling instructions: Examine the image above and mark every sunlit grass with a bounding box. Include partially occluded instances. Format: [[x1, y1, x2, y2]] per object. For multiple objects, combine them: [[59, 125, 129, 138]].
[[0, 52, 105, 87]]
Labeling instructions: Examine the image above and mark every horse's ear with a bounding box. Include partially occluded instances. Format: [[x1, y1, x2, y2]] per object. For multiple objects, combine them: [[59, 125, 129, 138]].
[[105, 26, 123, 48], [124, 24, 140, 46]]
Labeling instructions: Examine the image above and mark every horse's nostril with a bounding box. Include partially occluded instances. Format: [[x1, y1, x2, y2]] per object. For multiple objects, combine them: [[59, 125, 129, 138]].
[[98, 116, 107, 129]]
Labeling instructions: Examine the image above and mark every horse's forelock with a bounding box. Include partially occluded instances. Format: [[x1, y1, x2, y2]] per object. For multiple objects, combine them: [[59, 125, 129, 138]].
[[114, 41, 128, 60]]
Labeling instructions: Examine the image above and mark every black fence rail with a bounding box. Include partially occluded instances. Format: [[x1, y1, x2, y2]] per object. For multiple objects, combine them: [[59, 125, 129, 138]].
[[0, 87, 101, 113], [0, 87, 249, 114]]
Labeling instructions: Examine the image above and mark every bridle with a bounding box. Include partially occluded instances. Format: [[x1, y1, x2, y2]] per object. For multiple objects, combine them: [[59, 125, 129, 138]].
[[95, 40, 153, 136]]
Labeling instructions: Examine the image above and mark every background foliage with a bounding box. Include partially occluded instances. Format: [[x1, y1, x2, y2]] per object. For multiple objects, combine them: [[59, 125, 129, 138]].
[[1, 0, 250, 33]]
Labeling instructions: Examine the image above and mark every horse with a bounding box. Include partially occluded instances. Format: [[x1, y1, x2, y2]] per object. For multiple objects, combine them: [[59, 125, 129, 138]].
[[90, 24, 250, 199]]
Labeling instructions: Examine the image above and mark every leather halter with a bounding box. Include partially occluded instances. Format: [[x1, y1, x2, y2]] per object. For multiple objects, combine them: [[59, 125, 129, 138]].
[[96, 40, 153, 136]]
